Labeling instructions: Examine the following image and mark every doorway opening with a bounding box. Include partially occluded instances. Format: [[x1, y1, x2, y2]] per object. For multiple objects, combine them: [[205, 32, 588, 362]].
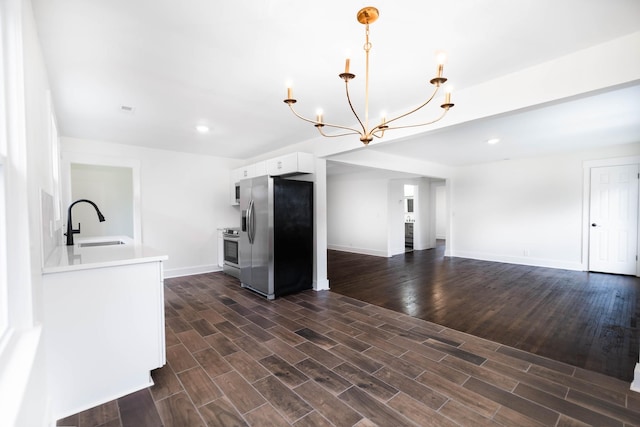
[[404, 184, 416, 252], [434, 182, 447, 249]]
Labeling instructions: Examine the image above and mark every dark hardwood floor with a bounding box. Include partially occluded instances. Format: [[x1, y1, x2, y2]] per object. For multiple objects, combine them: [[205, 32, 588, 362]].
[[58, 271, 640, 426], [328, 241, 640, 382]]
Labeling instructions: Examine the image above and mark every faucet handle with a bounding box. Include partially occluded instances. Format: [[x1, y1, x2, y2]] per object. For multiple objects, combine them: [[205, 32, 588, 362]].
[[64, 223, 80, 235]]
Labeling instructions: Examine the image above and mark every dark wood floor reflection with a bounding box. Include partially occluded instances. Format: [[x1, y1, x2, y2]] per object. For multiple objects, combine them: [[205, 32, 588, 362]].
[[328, 241, 640, 382], [58, 270, 640, 426]]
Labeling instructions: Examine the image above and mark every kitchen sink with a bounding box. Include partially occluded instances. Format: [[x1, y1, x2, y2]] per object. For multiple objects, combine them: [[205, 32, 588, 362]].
[[78, 240, 126, 248]]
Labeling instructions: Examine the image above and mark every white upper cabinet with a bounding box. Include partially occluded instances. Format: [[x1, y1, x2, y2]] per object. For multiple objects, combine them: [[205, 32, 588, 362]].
[[230, 162, 266, 205], [266, 152, 314, 176], [230, 153, 314, 205], [232, 161, 266, 183], [253, 161, 267, 178]]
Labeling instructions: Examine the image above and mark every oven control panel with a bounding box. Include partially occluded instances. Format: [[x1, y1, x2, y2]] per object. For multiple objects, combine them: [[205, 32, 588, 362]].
[[222, 228, 240, 238]]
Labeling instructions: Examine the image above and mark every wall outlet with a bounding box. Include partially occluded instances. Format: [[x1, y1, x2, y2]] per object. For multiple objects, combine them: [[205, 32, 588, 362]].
[[523, 249, 530, 256]]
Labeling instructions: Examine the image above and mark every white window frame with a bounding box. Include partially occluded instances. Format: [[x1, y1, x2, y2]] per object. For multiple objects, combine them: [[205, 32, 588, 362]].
[[0, 1, 44, 425], [0, 0, 11, 349]]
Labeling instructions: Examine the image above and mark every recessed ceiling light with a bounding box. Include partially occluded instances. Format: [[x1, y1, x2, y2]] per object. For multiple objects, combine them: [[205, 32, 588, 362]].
[[195, 125, 210, 134], [486, 138, 500, 145]]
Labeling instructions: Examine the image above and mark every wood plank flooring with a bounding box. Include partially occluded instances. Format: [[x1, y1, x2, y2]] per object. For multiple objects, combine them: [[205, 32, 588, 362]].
[[57, 269, 640, 426], [328, 242, 640, 382]]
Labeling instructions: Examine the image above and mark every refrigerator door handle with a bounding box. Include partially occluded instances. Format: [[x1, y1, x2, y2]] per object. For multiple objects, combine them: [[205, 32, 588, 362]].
[[247, 199, 255, 244], [251, 199, 256, 244]]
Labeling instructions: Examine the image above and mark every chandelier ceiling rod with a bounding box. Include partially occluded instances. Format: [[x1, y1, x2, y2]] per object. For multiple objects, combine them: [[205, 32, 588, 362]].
[[283, 6, 454, 146]]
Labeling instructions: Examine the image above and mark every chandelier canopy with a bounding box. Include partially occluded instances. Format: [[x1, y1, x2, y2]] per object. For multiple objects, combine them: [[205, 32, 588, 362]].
[[283, 6, 455, 146]]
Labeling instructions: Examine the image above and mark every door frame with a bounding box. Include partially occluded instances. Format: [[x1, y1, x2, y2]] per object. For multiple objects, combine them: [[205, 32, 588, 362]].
[[582, 155, 640, 277]]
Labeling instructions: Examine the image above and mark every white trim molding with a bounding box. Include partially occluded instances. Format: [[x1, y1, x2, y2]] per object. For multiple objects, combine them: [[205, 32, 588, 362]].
[[164, 264, 221, 279], [328, 244, 391, 258]]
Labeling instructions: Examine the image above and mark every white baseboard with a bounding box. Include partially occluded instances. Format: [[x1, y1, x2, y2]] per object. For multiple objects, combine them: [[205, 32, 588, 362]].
[[328, 244, 390, 258], [631, 363, 640, 393], [448, 251, 584, 271], [328, 246, 584, 270], [164, 264, 221, 279], [313, 277, 330, 291]]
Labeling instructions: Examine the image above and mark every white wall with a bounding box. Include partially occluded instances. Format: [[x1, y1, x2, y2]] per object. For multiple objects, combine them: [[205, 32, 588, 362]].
[[20, 0, 57, 422], [309, 159, 330, 290], [449, 142, 640, 270], [326, 142, 640, 272], [435, 184, 447, 239], [70, 164, 134, 238], [387, 180, 405, 256], [0, 0, 58, 425], [61, 138, 241, 277], [414, 178, 431, 250], [328, 173, 441, 257], [327, 174, 389, 257]]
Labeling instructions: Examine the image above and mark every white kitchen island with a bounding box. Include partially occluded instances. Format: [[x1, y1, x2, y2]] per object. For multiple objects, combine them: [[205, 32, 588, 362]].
[[42, 237, 168, 420]]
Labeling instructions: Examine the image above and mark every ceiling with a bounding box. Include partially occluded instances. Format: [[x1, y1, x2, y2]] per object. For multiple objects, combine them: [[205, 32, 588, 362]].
[[32, 0, 640, 168]]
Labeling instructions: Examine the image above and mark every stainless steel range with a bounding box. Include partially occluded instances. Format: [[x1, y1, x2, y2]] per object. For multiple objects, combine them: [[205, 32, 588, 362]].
[[222, 227, 240, 278]]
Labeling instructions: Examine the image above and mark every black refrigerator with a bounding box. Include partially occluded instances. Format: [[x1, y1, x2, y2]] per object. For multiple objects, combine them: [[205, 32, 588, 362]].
[[239, 176, 313, 299]]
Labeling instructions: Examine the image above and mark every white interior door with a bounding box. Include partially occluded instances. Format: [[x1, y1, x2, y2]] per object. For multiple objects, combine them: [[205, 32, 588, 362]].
[[588, 164, 639, 275]]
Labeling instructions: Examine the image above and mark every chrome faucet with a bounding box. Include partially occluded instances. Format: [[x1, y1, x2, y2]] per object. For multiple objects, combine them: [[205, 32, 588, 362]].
[[65, 199, 106, 246]]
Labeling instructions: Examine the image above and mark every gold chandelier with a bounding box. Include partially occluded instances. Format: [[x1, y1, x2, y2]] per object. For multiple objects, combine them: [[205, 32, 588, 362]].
[[283, 6, 454, 146]]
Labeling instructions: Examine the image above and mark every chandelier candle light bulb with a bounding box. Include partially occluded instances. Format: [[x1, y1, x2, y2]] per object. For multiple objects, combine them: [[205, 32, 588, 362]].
[[283, 6, 455, 145], [442, 86, 454, 109]]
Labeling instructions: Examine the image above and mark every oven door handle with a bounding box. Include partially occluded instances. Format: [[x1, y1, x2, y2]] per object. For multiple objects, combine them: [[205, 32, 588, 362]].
[[247, 199, 255, 244]]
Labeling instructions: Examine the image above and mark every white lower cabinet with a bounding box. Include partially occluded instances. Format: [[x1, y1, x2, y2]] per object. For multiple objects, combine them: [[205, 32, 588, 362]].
[[43, 260, 165, 420]]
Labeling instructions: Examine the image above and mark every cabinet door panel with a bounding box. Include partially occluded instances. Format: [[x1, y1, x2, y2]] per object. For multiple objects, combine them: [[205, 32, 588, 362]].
[[267, 153, 314, 176]]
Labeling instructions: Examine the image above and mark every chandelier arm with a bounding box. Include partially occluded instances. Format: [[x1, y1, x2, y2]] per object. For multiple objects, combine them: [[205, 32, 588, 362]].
[[317, 127, 361, 138], [287, 103, 362, 135], [286, 103, 326, 126], [383, 108, 449, 131], [383, 85, 440, 128], [344, 81, 367, 135], [319, 122, 363, 134]]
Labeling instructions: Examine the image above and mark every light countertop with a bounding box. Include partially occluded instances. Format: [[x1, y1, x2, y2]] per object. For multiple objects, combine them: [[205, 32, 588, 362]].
[[43, 236, 168, 274]]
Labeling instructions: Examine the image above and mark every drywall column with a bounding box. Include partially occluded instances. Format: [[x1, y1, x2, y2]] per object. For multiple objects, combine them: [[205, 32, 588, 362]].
[[313, 158, 329, 290]]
